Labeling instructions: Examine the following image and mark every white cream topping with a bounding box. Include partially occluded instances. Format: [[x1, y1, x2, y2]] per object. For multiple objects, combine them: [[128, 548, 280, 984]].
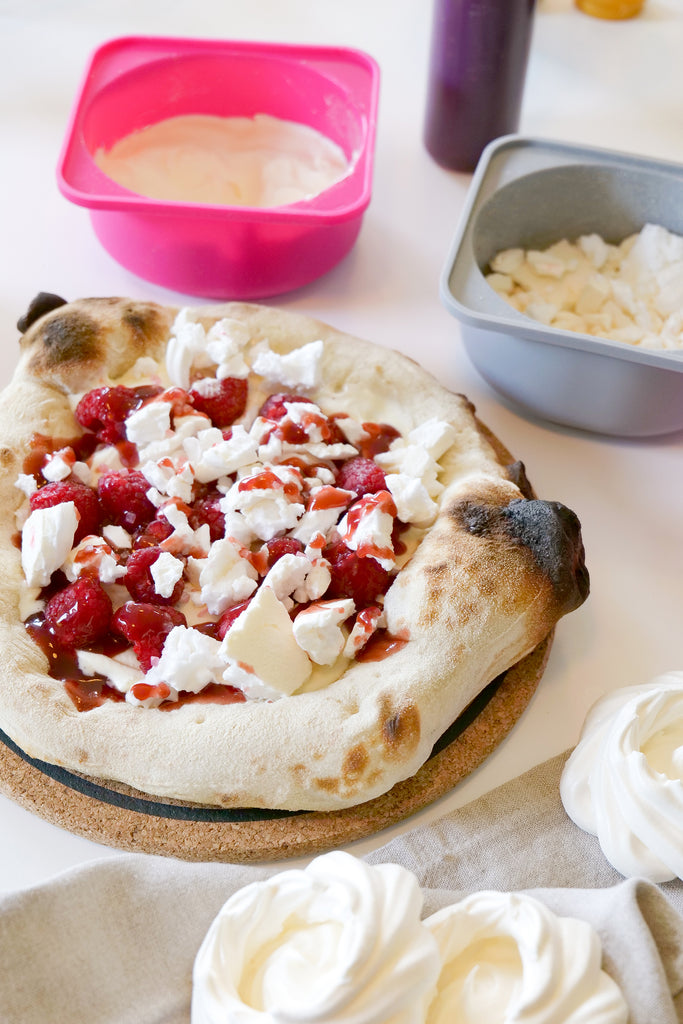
[[385, 474, 437, 526], [205, 318, 251, 379], [188, 424, 260, 484], [101, 524, 132, 549], [63, 535, 126, 585], [343, 606, 385, 658], [261, 552, 331, 607], [337, 493, 396, 570], [95, 113, 350, 209], [125, 400, 172, 446], [159, 504, 211, 558], [560, 671, 683, 881], [135, 412, 210, 466], [150, 550, 185, 598], [191, 852, 441, 1024], [425, 891, 627, 1024], [14, 472, 38, 498], [89, 445, 126, 478], [21, 502, 79, 587], [166, 310, 253, 388], [76, 649, 143, 693], [197, 538, 259, 615], [221, 465, 305, 542], [221, 583, 312, 698], [375, 419, 455, 527], [41, 446, 76, 482], [251, 339, 324, 390], [292, 599, 355, 666], [142, 625, 224, 695], [167, 311, 214, 389]]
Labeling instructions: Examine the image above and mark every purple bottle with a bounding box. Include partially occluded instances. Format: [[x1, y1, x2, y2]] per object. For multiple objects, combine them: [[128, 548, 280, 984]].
[[423, 0, 536, 172]]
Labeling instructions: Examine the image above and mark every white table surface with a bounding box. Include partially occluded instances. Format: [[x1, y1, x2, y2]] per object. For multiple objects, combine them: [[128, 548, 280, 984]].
[[1, 0, 682, 894]]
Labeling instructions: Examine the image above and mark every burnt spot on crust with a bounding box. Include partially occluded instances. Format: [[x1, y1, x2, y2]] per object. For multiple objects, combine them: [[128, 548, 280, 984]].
[[379, 696, 420, 762], [29, 308, 102, 369], [454, 497, 590, 615], [502, 500, 590, 611], [121, 303, 167, 348], [506, 460, 534, 499], [457, 502, 495, 536], [124, 309, 152, 338], [455, 392, 476, 416], [16, 292, 68, 334], [307, 701, 420, 800], [21, 298, 173, 386]]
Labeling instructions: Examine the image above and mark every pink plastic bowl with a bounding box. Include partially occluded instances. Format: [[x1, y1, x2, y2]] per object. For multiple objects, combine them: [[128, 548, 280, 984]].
[[57, 35, 379, 299]]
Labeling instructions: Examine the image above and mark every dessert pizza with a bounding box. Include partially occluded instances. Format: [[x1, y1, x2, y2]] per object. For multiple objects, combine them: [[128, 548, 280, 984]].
[[0, 295, 589, 814]]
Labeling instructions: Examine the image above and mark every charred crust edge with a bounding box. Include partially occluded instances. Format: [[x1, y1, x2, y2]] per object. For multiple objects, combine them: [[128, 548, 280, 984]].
[[506, 460, 534, 500], [17, 293, 68, 334], [453, 497, 590, 614], [32, 309, 102, 368]]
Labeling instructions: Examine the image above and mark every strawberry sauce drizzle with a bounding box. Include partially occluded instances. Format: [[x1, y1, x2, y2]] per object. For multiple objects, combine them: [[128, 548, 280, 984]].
[[26, 615, 126, 711], [355, 629, 409, 662]]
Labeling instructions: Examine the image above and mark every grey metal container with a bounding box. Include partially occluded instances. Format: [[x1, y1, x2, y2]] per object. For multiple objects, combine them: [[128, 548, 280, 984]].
[[440, 135, 683, 437]]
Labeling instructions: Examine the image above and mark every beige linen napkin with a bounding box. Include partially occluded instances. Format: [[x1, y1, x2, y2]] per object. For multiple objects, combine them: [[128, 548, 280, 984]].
[[1, 752, 682, 1023], [366, 750, 677, 893]]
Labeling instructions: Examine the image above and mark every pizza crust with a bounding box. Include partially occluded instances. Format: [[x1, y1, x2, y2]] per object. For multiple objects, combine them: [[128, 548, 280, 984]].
[[0, 637, 552, 862], [0, 299, 589, 812]]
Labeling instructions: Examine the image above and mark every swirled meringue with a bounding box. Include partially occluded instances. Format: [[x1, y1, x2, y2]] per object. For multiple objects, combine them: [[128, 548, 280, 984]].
[[424, 891, 627, 1024], [560, 671, 683, 881], [190, 851, 441, 1024]]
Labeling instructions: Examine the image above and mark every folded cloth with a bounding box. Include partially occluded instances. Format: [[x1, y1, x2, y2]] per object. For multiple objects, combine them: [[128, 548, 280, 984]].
[[366, 750, 683, 896], [0, 752, 682, 1024]]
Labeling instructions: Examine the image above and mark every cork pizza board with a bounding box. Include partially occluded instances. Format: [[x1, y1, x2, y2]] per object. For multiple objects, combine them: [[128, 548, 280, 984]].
[[0, 633, 551, 862]]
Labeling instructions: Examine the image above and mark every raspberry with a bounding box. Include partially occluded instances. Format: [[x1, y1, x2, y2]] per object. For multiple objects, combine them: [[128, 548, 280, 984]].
[[112, 601, 187, 670], [98, 471, 156, 531], [216, 599, 252, 640], [325, 542, 392, 606], [44, 575, 113, 647], [124, 547, 185, 605], [162, 387, 195, 420], [265, 536, 304, 568], [189, 377, 248, 427], [133, 518, 174, 549], [75, 386, 145, 444], [258, 393, 313, 421], [257, 393, 346, 447], [30, 480, 100, 543], [336, 457, 386, 498], [188, 492, 226, 543]]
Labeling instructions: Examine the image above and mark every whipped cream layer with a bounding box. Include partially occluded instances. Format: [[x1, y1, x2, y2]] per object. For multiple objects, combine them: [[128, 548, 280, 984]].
[[191, 852, 441, 1024], [425, 891, 627, 1024], [561, 671, 683, 882], [95, 113, 351, 208]]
